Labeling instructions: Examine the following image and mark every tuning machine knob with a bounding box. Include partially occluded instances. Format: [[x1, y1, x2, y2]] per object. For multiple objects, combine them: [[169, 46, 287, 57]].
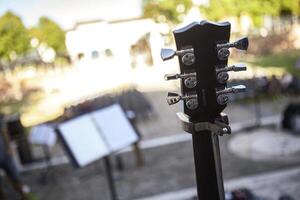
[[216, 85, 246, 105], [216, 63, 247, 84], [167, 92, 198, 110], [161, 48, 195, 66], [216, 37, 249, 60], [216, 72, 229, 84], [164, 72, 197, 88]]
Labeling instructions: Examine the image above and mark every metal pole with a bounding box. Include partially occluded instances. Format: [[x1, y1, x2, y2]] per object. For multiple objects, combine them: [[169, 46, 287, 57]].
[[40, 145, 52, 184], [192, 131, 225, 200], [254, 95, 262, 126], [133, 142, 144, 167], [115, 155, 124, 171], [104, 156, 118, 200]]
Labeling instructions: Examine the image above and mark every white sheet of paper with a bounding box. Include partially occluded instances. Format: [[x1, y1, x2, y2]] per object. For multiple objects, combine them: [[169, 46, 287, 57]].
[[29, 124, 57, 147], [58, 115, 109, 167], [91, 104, 138, 152]]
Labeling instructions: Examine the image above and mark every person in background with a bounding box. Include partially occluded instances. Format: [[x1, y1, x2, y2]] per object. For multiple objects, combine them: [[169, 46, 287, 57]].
[[268, 75, 281, 95], [0, 114, 31, 200]]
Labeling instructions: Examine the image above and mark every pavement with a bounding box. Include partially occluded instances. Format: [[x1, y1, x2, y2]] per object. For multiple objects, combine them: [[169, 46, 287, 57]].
[[15, 131, 300, 200], [229, 128, 300, 162], [139, 166, 300, 200], [3, 92, 300, 200]]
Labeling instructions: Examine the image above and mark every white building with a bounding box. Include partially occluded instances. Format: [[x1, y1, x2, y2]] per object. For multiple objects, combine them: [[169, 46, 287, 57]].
[[64, 17, 177, 92], [65, 18, 163, 69]]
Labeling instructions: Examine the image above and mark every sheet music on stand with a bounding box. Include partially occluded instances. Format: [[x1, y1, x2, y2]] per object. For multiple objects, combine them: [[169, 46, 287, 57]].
[[29, 124, 57, 147], [91, 104, 138, 152], [57, 115, 110, 167], [56, 104, 138, 168]]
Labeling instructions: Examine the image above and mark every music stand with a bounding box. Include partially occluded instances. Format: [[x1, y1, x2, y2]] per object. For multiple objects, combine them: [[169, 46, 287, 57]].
[[29, 124, 57, 184], [56, 104, 138, 200]]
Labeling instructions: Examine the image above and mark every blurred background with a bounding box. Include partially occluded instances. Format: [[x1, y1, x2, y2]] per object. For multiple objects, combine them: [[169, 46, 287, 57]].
[[0, 0, 300, 199]]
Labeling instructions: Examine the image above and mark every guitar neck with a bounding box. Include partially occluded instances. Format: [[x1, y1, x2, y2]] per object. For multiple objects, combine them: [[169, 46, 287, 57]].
[[193, 131, 225, 199]]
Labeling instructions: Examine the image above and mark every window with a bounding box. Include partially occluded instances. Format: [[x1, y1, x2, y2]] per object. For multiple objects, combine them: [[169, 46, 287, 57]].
[[91, 51, 99, 59]]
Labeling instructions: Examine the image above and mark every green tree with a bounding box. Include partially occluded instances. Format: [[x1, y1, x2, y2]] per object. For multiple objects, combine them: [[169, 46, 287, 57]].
[[30, 17, 66, 54], [0, 11, 30, 61], [279, 0, 300, 16], [200, 0, 300, 27], [143, 0, 193, 23]]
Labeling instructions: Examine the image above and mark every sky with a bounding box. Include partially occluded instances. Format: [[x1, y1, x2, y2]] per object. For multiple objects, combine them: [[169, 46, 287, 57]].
[[0, 0, 143, 29]]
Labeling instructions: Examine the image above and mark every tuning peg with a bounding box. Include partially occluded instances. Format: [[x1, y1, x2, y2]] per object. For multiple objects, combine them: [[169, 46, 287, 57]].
[[164, 72, 196, 80], [233, 37, 249, 50], [216, 63, 247, 84], [164, 72, 197, 88], [216, 85, 246, 105], [167, 92, 198, 110], [161, 48, 195, 65], [216, 37, 249, 60], [216, 63, 247, 73], [217, 85, 246, 95], [217, 37, 249, 51], [164, 74, 180, 81], [167, 92, 182, 105]]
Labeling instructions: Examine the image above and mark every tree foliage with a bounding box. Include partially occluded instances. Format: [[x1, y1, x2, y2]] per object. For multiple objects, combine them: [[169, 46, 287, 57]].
[[279, 0, 300, 15], [0, 11, 30, 61], [143, 0, 300, 26], [30, 17, 66, 54], [143, 0, 193, 23], [200, 0, 300, 26]]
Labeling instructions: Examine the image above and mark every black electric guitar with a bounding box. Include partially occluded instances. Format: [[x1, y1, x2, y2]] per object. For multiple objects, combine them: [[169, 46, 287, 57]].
[[161, 21, 248, 200]]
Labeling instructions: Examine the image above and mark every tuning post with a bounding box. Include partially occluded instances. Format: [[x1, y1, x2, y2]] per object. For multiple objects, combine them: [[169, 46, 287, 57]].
[[167, 92, 198, 110], [217, 48, 231, 61], [216, 72, 229, 84], [216, 37, 249, 60], [182, 52, 195, 66], [216, 94, 229, 105], [184, 76, 197, 88], [216, 85, 246, 105], [161, 48, 195, 65], [216, 63, 247, 84], [186, 98, 198, 110]]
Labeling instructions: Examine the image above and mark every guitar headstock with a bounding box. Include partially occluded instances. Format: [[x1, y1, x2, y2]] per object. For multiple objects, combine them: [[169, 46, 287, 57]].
[[161, 21, 248, 125]]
